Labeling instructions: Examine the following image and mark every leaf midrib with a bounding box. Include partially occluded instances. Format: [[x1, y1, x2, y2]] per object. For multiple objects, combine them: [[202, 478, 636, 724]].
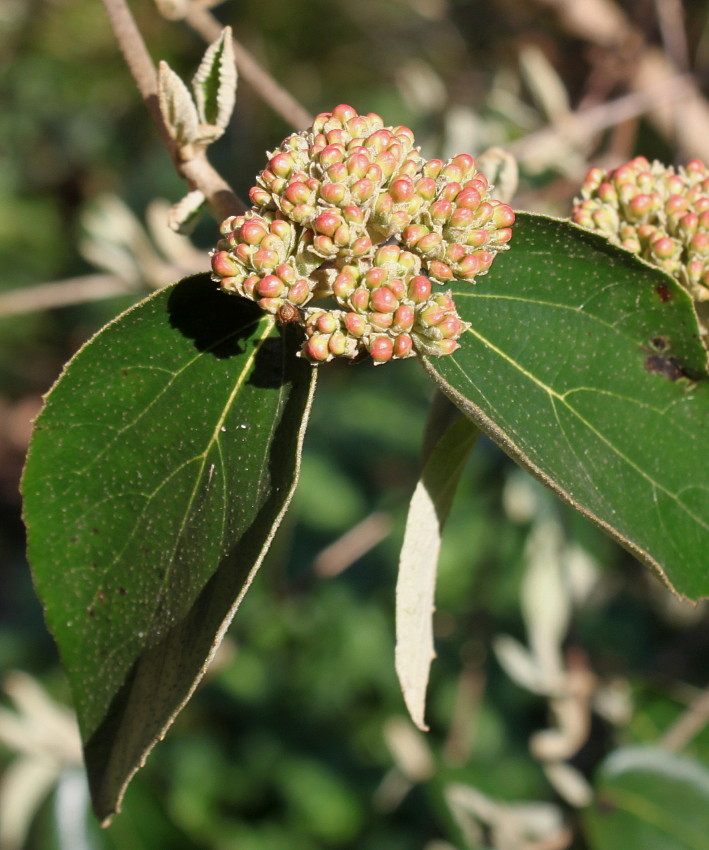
[[448, 326, 709, 535]]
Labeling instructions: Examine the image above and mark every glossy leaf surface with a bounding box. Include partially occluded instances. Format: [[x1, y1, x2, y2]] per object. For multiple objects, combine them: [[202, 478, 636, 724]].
[[583, 747, 709, 849], [424, 214, 709, 599], [22, 275, 316, 820]]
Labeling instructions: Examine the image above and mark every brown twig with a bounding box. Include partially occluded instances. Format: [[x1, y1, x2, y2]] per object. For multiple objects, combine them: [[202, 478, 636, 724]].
[[0, 275, 139, 318], [531, 0, 709, 161], [313, 512, 392, 578], [508, 75, 692, 163], [182, 2, 313, 131], [100, 0, 244, 220], [661, 685, 709, 752]]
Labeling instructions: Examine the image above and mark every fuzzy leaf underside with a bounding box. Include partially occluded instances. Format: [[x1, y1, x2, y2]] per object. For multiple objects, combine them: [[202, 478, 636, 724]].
[[396, 410, 479, 730], [424, 213, 709, 600], [22, 274, 316, 820]]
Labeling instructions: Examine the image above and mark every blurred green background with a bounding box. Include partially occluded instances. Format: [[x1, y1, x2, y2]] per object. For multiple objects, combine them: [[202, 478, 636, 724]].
[[2, 1, 709, 848]]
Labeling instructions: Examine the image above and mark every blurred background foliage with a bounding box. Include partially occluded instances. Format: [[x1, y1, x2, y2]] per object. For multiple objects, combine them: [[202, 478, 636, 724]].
[[2, 0, 709, 848]]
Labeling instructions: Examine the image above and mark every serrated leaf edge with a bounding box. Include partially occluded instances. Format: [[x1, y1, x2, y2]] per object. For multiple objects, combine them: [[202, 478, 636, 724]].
[[191, 26, 236, 131]]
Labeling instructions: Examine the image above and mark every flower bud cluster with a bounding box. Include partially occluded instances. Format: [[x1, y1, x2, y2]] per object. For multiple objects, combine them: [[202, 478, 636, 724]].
[[301, 244, 470, 363], [212, 211, 313, 313], [211, 105, 515, 364], [572, 156, 709, 301]]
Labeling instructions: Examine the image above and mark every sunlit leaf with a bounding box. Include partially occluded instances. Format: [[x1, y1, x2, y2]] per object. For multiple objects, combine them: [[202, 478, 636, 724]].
[[424, 214, 709, 600], [22, 274, 316, 821]]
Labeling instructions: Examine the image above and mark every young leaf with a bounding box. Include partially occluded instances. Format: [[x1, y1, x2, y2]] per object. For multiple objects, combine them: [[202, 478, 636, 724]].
[[22, 274, 316, 822], [396, 397, 480, 730], [583, 747, 709, 849], [423, 214, 709, 601], [191, 26, 236, 130], [158, 60, 200, 147]]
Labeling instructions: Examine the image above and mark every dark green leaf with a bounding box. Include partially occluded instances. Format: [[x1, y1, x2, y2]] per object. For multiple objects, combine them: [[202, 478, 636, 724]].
[[423, 213, 709, 600], [583, 746, 709, 849], [22, 274, 316, 821]]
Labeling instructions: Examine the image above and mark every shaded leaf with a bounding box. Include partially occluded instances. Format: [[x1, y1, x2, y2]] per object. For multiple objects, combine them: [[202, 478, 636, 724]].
[[191, 26, 236, 130], [396, 398, 479, 730], [583, 746, 709, 849], [423, 213, 709, 600], [22, 274, 316, 821]]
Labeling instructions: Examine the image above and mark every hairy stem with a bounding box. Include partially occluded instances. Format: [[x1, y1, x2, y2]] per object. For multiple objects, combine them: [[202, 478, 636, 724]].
[[100, 0, 244, 220]]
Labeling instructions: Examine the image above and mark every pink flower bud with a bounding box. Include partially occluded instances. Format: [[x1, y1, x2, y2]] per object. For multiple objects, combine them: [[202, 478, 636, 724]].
[[403, 224, 428, 246], [370, 286, 398, 313], [243, 274, 259, 297], [423, 159, 443, 178], [417, 232, 443, 253], [347, 152, 371, 179], [343, 205, 364, 225], [332, 104, 358, 122], [304, 335, 331, 362], [449, 207, 475, 229], [284, 181, 312, 206], [268, 152, 294, 178], [314, 211, 340, 237], [211, 250, 240, 277], [665, 194, 688, 215], [375, 244, 401, 265], [454, 186, 482, 211], [679, 212, 699, 238], [252, 248, 280, 272], [289, 203, 315, 224], [315, 312, 339, 334], [488, 227, 513, 245], [377, 150, 398, 180], [350, 289, 370, 311], [439, 182, 461, 203], [651, 237, 677, 259], [320, 182, 347, 205], [333, 224, 351, 246], [369, 312, 394, 330], [351, 178, 376, 203], [313, 234, 336, 255], [270, 218, 292, 240], [350, 235, 373, 256], [419, 304, 445, 326], [437, 315, 465, 338], [691, 232, 709, 253], [256, 275, 285, 298], [344, 312, 367, 336], [427, 261, 454, 282], [408, 275, 432, 302], [288, 278, 311, 304], [393, 334, 414, 358], [249, 186, 272, 206], [365, 267, 387, 289], [390, 176, 415, 203], [369, 336, 394, 362], [328, 331, 348, 355], [388, 277, 406, 299], [392, 304, 415, 331], [492, 204, 515, 227], [415, 177, 438, 201], [431, 199, 453, 223]]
